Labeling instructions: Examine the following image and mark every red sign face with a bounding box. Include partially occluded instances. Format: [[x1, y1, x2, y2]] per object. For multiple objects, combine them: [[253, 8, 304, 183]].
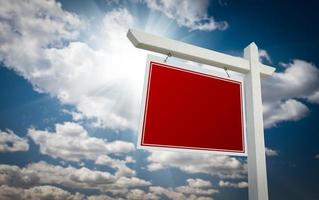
[[138, 56, 246, 155]]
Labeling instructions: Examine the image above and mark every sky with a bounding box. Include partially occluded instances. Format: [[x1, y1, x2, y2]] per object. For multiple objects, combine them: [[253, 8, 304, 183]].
[[0, 0, 318, 199]]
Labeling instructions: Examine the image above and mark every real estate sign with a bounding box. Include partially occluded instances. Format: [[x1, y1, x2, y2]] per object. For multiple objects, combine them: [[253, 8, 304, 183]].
[[138, 55, 246, 155]]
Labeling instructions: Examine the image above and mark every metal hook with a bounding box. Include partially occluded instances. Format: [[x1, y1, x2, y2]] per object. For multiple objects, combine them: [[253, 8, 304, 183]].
[[224, 67, 230, 78], [164, 52, 172, 63]]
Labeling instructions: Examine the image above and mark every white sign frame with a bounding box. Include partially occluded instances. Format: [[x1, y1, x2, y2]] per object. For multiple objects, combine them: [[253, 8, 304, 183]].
[[137, 54, 247, 157]]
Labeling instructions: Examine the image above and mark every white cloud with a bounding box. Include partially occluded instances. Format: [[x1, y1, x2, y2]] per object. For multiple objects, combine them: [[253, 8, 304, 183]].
[[218, 180, 248, 189], [0, 185, 85, 200], [28, 122, 134, 162], [257, 50, 319, 128], [176, 179, 218, 196], [308, 90, 319, 103], [263, 99, 309, 128], [45, 8, 146, 130], [263, 60, 319, 103], [125, 189, 159, 200], [0, 184, 163, 200], [87, 194, 113, 200], [147, 151, 246, 179], [187, 178, 212, 188], [27, 122, 142, 188], [62, 109, 84, 121], [265, 148, 279, 156], [0, 130, 29, 153], [0, 161, 150, 194], [115, 176, 152, 189], [21, 161, 115, 190], [144, 0, 228, 31], [149, 178, 217, 200], [0, 1, 146, 131], [259, 49, 272, 64], [0, 0, 81, 73], [149, 186, 185, 199], [95, 155, 136, 178], [0, 164, 39, 188], [262, 59, 319, 128]]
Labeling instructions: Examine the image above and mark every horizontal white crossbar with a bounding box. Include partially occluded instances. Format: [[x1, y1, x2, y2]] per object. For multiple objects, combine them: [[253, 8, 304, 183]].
[[127, 29, 275, 77]]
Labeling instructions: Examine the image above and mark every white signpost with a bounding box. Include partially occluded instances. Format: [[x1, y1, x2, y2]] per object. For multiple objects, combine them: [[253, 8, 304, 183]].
[[127, 29, 275, 200]]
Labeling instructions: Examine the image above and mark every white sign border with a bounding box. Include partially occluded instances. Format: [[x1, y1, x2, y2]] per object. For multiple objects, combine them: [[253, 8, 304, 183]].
[[137, 54, 247, 157]]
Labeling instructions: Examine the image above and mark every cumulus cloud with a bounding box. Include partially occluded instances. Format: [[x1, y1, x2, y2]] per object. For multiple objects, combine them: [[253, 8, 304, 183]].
[[262, 60, 319, 128], [90, 179, 217, 200], [175, 178, 218, 196], [259, 49, 272, 64], [87, 195, 113, 200], [0, 130, 29, 153], [0, 185, 85, 200], [147, 151, 246, 179], [263, 60, 319, 103], [187, 178, 212, 188], [0, 184, 163, 200], [0, 0, 146, 131], [125, 189, 158, 200], [46, 8, 146, 130], [0, 0, 81, 73], [28, 122, 139, 183], [28, 122, 134, 162], [144, 0, 228, 31], [263, 99, 309, 128], [218, 180, 248, 189], [149, 178, 217, 200], [149, 186, 185, 199], [62, 109, 84, 121], [0, 164, 39, 188], [258, 50, 319, 128], [0, 161, 150, 194], [95, 155, 136, 178], [0, 161, 114, 190]]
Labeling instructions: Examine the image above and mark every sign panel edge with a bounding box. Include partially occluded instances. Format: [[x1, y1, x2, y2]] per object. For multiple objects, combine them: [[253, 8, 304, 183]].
[[137, 54, 247, 157]]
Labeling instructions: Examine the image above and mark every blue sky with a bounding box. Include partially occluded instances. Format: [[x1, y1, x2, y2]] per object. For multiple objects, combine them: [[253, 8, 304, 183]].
[[0, 0, 318, 199]]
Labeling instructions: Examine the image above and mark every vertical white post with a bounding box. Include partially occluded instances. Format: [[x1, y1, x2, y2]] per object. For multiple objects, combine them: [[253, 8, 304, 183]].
[[244, 42, 268, 200]]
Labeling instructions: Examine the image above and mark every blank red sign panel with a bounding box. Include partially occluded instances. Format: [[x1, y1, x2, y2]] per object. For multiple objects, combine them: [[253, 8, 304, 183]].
[[139, 59, 246, 154]]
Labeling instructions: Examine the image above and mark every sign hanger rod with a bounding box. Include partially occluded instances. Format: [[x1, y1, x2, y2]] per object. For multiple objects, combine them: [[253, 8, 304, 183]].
[[127, 29, 275, 77]]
